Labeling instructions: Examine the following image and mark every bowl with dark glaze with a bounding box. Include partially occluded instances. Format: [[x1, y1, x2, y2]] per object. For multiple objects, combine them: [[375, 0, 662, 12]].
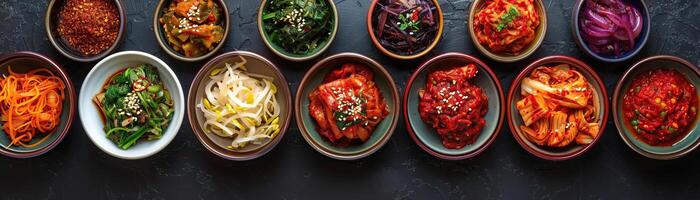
[[613, 55, 700, 160], [404, 52, 504, 160], [45, 0, 126, 62], [571, 0, 650, 63], [0, 52, 76, 158], [188, 51, 292, 161], [295, 53, 400, 160], [153, 0, 230, 62], [468, 0, 547, 62], [507, 55, 608, 161]]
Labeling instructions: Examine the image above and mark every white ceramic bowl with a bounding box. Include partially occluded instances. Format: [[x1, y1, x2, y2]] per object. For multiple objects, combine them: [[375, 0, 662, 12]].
[[79, 51, 185, 159]]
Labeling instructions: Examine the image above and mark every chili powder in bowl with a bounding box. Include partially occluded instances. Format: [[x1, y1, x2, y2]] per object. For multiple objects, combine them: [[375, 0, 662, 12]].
[[613, 55, 700, 160], [45, 0, 126, 62]]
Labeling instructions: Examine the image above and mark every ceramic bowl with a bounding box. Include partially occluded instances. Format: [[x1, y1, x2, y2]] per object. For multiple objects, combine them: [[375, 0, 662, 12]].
[[188, 51, 292, 160], [153, 0, 230, 62], [507, 56, 608, 161], [79, 51, 184, 160], [571, 0, 650, 63], [257, 0, 339, 62], [295, 53, 400, 160], [366, 0, 444, 60], [468, 0, 547, 62], [613, 55, 700, 160], [0, 52, 76, 158], [45, 0, 126, 62], [404, 52, 504, 160]]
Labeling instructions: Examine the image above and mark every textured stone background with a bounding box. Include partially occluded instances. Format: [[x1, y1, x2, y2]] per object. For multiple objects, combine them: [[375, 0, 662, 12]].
[[1, 0, 699, 199]]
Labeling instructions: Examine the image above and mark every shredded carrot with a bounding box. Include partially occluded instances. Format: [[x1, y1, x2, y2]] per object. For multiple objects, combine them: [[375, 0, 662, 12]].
[[0, 66, 65, 149]]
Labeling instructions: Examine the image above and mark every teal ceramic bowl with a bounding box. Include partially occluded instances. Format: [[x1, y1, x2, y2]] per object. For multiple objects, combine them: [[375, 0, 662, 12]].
[[507, 56, 608, 161], [0, 52, 76, 158], [295, 53, 400, 160], [613, 55, 700, 160], [257, 0, 339, 62], [404, 52, 504, 160]]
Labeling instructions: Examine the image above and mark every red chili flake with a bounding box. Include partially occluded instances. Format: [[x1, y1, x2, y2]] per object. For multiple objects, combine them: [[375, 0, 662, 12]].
[[132, 78, 150, 92], [411, 9, 419, 21], [57, 0, 120, 56]]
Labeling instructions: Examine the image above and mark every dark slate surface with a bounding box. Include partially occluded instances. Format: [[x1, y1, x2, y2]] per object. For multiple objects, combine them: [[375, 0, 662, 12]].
[[1, 0, 699, 199]]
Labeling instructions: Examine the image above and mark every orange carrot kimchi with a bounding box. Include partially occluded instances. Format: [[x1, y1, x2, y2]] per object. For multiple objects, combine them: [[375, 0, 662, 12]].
[[0, 67, 65, 148]]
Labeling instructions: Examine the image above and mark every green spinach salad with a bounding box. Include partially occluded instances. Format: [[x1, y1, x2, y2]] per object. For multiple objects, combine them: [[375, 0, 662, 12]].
[[93, 64, 175, 149], [261, 0, 334, 56]]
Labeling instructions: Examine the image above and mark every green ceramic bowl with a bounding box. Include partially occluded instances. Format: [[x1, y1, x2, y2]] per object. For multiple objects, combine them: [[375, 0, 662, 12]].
[[257, 0, 339, 62], [404, 52, 504, 160], [295, 53, 400, 160], [613, 55, 700, 160], [0, 52, 76, 158]]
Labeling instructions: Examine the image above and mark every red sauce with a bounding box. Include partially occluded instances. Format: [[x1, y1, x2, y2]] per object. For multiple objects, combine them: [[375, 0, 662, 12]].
[[622, 69, 699, 146], [418, 64, 488, 149], [308, 64, 389, 147]]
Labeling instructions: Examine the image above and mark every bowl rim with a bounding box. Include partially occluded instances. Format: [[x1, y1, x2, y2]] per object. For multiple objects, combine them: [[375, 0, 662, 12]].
[[366, 0, 445, 60], [0, 51, 77, 158], [45, 0, 126, 62], [79, 51, 184, 160], [403, 52, 505, 160], [612, 55, 700, 160], [257, 0, 339, 62], [187, 51, 293, 161], [468, 0, 547, 63], [152, 0, 230, 62], [506, 55, 609, 161], [294, 52, 400, 160], [570, 0, 651, 63]]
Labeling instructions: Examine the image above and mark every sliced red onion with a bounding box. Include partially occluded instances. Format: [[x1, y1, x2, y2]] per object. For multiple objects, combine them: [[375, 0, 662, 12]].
[[580, 0, 642, 56]]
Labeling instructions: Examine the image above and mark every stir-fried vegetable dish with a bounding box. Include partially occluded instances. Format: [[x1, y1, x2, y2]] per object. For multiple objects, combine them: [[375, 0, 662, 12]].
[[160, 0, 225, 57], [93, 64, 174, 149]]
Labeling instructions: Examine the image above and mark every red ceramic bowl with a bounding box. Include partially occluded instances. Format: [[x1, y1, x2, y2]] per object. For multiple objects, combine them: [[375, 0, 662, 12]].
[[507, 56, 609, 161], [404, 52, 505, 160]]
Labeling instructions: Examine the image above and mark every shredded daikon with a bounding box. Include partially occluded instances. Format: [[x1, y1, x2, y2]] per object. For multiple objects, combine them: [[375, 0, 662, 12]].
[[197, 56, 281, 149]]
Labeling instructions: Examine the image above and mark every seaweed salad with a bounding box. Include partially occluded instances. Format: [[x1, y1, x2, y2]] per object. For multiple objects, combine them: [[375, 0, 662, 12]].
[[93, 64, 175, 149], [261, 0, 334, 55]]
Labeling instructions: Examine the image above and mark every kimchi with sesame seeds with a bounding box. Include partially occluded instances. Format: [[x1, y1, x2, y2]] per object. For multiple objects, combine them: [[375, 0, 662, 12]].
[[160, 0, 225, 57], [308, 64, 389, 147], [622, 69, 699, 146], [418, 64, 488, 149], [516, 64, 601, 147]]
